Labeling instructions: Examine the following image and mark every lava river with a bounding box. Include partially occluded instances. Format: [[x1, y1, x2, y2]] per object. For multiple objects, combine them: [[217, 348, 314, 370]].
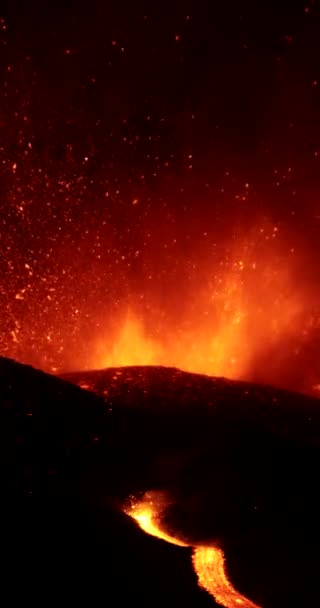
[[124, 492, 261, 608]]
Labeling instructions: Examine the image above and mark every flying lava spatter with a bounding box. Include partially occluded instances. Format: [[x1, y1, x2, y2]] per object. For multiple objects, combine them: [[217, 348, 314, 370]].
[[0, 4, 319, 395], [89, 222, 320, 395], [125, 492, 261, 608]]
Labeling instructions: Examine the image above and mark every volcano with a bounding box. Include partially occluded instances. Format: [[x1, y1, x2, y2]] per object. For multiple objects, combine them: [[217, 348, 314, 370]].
[[2, 356, 320, 607]]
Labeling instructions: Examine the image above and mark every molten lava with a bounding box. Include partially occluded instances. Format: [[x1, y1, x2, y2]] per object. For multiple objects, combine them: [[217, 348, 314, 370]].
[[192, 548, 260, 608], [125, 492, 261, 608]]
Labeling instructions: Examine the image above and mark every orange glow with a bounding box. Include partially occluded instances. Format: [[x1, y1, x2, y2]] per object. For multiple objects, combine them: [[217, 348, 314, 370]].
[[125, 493, 187, 548], [125, 492, 261, 608], [96, 312, 164, 368], [4, 219, 319, 393], [90, 222, 313, 384], [193, 547, 260, 608]]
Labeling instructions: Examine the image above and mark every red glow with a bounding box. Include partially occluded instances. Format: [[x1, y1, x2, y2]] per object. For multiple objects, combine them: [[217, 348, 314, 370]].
[[88, 221, 319, 392], [1, 219, 319, 394], [1, 2, 320, 398]]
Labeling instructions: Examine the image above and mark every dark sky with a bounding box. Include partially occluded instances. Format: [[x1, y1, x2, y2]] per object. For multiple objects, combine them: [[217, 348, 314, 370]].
[[0, 0, 319, 375]]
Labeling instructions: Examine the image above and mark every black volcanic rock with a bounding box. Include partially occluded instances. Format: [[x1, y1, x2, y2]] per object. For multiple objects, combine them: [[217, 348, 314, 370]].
[[0, 355, 112, 500], [64, 364, 320, 608], [64, 365, 320, 500], [63, 364, 320, 441], [13, 498, 214, 608], [0, 357, 215, 607], [2, 356, 320, 607]]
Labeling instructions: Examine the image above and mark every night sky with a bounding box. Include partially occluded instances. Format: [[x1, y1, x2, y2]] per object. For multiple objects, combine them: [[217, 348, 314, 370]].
[[0, 1, 319, 384]]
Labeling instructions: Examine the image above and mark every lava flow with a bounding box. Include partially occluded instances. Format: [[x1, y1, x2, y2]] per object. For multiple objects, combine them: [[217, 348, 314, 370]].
[[125, 492, 261, 608]]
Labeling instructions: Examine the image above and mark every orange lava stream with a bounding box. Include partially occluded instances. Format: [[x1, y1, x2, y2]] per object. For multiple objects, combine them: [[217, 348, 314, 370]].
[[127, 500, 188, 548], [124, 493, 261, 608], [192, 547, 260, 608]]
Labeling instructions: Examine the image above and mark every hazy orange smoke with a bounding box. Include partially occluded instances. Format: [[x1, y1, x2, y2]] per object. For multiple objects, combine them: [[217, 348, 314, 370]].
[[90, 222, 310, 384], [4, 217, 318, 393]]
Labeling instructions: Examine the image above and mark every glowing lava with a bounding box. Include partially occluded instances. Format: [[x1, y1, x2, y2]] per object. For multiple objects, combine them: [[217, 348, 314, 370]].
[[125, 492, 261, 608], [126, 495, 187, 548], [91, 241, 306, 382], [192, 547, 260, 608], [3, 220, 319, 394]]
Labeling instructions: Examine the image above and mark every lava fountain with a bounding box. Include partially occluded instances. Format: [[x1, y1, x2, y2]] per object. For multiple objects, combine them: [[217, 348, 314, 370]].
[[89, 222, 319, 393], [125, 491, 261, 608], [2, 220, 319, 394]]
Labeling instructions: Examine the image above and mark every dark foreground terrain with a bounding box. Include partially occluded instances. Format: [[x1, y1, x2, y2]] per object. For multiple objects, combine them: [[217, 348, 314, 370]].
[[1, 356, 320, 607]]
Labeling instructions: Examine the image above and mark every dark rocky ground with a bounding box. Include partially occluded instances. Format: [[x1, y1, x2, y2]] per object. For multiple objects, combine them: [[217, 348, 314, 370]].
[[0, 356, 213, 607], [1, 355, 320, 606]]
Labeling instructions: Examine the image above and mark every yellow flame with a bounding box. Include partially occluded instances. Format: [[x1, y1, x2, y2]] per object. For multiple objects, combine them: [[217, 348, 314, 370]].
[[90, 223, 307, 383], [125, 492, 261, 608], [98, 312, 163, 368]]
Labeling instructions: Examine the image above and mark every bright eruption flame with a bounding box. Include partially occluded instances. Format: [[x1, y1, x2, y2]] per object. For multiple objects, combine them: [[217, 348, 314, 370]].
[[125, 492, 261, 608], [90, 223, 315, 385], [3, 220, 319, 392]]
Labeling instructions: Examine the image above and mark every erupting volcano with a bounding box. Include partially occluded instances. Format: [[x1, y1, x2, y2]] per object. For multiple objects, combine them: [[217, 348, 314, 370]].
[[2, 216, 320, 396], [90, 224, 320, 395], [1, 2, 320, 607]]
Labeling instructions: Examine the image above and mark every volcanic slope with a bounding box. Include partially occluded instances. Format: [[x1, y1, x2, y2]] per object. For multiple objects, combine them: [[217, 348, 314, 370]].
[[0, 356, 214, 608], [64, 365, 320, 608]]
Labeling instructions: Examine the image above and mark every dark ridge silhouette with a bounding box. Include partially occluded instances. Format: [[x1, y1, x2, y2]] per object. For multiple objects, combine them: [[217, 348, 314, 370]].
[[1, 356, 320, 606], [65, 365, 320, 607], [0, 356, 213, 607]]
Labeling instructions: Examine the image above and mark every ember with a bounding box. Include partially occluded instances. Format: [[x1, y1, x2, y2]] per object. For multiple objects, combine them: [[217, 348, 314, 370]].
[[0, 3, 319, 394]]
